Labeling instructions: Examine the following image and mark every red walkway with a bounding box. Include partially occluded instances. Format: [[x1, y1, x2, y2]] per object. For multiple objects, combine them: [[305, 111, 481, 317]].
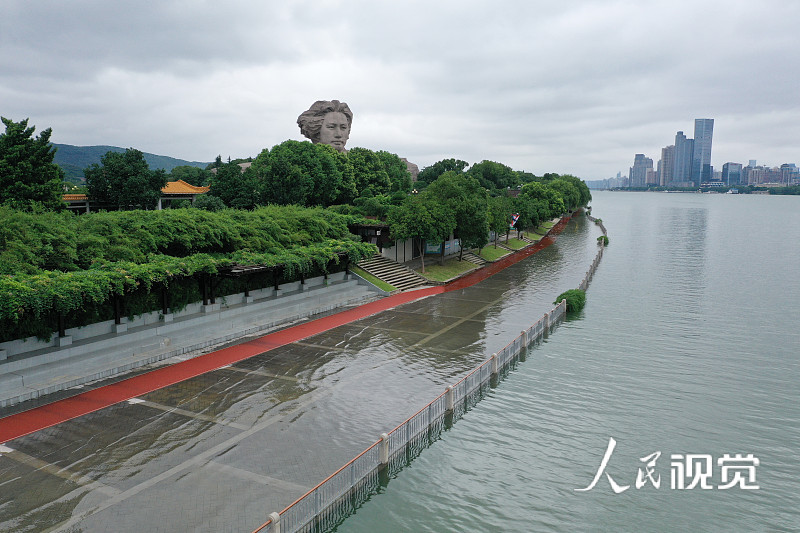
[[0, 219, 568, 444]]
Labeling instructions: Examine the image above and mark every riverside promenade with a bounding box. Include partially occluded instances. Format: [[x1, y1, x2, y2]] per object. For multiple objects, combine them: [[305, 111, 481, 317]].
[[0, 214, 597, 533]]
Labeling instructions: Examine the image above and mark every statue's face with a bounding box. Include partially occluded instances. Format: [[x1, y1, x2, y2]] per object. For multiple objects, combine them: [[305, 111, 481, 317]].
[[318, 111, 350, 152]]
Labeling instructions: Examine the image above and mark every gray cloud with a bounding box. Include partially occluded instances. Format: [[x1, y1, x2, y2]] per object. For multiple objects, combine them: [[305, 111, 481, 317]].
[[1, 0, 797, 179]]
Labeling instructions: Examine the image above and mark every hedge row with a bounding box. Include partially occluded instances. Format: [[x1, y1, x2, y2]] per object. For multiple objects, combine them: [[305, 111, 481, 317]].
[[0, 206, 376, 332]]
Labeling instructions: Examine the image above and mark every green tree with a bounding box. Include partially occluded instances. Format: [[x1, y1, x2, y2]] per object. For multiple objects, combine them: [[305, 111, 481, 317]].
[[85, 148, 167, 210], [516, 181, 564, 229], [376, 150, 412, 193], [0, 117, 65, 211], [170, 165, 211, 186], [557, 174, 592, 206], [387, 194, 454, 272], [416, 158, 469, 185], [348, 147, 391, 197], [192, 194, 227, 211], [425, 171, 488, 259], [251, 140, 346, 207], [488, 195, 512, 248], [467, 160, 520, 191], [548, 179, 581, 211], [208, 161, 260, 209]]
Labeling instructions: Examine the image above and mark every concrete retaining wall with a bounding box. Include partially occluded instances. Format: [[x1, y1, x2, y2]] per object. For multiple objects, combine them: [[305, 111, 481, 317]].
[[0, 272, 375, 407]]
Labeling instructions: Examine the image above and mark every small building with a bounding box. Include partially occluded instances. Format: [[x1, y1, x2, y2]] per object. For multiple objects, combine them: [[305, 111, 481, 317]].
[[63, 193, 90, 213], [157, 180, 210, 209], [62, 180, 211, 212]]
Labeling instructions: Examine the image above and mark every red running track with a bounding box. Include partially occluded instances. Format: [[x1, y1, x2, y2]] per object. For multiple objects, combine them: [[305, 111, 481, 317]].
[[0, 217, 569, 444]]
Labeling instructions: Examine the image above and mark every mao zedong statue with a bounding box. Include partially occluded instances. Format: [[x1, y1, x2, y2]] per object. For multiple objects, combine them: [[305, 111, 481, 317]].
[[297, 100, 353, 153]]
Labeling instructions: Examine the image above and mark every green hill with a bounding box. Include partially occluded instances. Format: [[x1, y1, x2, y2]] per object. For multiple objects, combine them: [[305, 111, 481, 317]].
[[52, 144, 211, 182]]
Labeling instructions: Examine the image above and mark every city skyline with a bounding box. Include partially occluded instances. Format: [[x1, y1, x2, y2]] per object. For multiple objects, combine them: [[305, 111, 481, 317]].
[[618, 117, 798, 189]]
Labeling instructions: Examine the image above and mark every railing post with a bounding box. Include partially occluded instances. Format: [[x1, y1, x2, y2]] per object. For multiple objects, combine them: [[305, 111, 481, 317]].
[[379, 433, 390, 465], [268, 512, 281, 533], [491, 353, 498, 376], [445, 385, 454, 413], [544, 312, 550, 333], [521, 330, 527, 347]]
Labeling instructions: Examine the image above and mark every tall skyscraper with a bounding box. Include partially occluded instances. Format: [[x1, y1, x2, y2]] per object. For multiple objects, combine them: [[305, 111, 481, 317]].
[[630, 154, 653, 187], [673, 131, 694, 185], [692, 118, 714, 184], [659, 145, 675, 186]]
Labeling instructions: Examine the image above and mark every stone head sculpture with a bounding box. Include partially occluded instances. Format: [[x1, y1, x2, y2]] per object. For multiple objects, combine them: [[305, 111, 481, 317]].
[[297, 100, 353, 152]]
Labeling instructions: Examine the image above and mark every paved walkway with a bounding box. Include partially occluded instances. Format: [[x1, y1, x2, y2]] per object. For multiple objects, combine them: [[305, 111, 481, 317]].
[[0, 216, 589, 533]]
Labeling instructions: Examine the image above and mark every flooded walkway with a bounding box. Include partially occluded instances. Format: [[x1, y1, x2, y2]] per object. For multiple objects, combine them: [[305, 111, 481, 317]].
[[0, 214, 599, 533]]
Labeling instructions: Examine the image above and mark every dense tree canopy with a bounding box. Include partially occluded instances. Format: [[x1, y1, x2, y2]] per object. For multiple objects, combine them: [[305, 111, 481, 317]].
[[85, 148, 167, 210], [467, 160, 520, 191], [376, 150, 412, 193], [547, 179, 581, 211], [0, 117, 65, 211], [416, 158, 469, 185], [425, 171, 489, 258], [247, 141, 356, 207], [169, 165, 210, 186], [348, 147, 392, 197], [514, 181, 565, 230], [208, 161, 260, 209]]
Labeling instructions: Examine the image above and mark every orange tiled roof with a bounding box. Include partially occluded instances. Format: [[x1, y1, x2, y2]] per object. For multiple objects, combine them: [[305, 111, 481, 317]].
[[161, 180, 210, 194], [63, 193, 88, 201]]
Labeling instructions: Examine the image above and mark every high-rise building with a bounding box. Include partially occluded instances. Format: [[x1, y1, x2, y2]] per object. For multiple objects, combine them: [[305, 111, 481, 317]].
[[780, 163, 799, 185], [673, 131, 694, 185], [722, 162, 743, 185], [629, 154, 653, 187], [659, 145, 675, 186], [692, 118, 714, 184]]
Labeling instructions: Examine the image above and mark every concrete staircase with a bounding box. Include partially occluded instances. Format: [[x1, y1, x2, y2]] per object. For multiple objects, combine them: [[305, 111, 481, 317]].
[[461, 252, 487, 266], [356, 255, 428, 291]]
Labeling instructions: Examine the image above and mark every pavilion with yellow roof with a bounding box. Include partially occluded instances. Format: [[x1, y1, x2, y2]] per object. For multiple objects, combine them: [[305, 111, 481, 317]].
[[63, 180, 210, 212]]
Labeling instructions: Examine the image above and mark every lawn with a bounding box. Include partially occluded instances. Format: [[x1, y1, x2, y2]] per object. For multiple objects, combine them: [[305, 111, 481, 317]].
[[539, 219, 557, 230], [416, 258, 477, 282], [523, 230, 546, 241], [505, 237, 529, 250], [350, 266, 397, 292], [478, 246, 511, 262]]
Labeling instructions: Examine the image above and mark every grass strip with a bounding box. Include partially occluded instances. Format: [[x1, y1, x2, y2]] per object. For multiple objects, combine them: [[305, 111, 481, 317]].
[[522, 230, 544, 242], [505, 237, 529, 250], [417, 258, 477, 282], [478, 246, 511, 262]]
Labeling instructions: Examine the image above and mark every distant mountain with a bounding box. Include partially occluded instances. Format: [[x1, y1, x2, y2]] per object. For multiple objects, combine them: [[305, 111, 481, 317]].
[[52, 144, 211, 182]]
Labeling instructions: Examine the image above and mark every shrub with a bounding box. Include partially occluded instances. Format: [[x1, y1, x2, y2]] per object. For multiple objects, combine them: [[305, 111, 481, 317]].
[[193, 195, 226, 211], [554, 289, 586, 312], [597, 235, 609, 246]]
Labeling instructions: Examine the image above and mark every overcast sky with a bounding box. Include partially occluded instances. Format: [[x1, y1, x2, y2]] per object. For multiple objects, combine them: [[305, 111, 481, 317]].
[[2, 1, 798, 180]]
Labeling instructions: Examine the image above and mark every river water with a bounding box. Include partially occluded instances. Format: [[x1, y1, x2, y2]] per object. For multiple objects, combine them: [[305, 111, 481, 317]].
[[336, 191, 800, 533]]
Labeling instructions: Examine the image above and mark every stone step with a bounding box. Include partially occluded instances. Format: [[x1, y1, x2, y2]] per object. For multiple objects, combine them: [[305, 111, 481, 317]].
[[356, 255, 427, 291], [461, 252, 487, 266]]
